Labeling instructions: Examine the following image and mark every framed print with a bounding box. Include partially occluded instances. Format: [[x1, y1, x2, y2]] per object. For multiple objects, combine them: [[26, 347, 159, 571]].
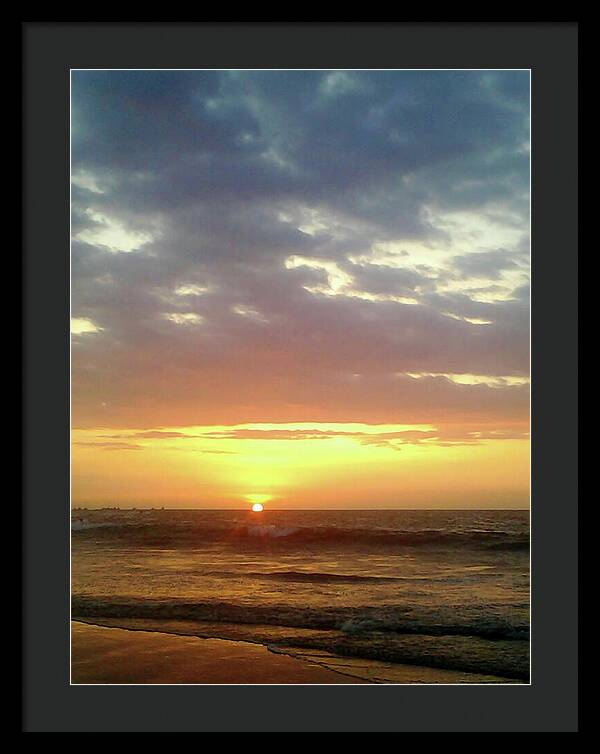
[[22, 22, 578, 733]]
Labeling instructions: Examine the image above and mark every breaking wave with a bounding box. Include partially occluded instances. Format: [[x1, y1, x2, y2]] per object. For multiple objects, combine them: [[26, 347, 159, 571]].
[[71, 595, 530, 680], [72, 520, 529, 551], [71, 594, 529, 642]]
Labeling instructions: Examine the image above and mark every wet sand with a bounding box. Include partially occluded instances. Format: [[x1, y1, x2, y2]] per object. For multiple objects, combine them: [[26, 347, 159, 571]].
[[72, 621, 516, 684], [71, 622, 367, 684]]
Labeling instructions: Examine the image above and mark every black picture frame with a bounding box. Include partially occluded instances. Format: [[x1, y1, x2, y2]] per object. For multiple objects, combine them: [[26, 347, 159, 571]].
[[22, 22, 578, 732]]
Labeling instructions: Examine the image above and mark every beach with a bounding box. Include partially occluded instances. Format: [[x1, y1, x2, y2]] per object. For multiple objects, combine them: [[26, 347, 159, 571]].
[[71, 621, 519, 684], [71, 621, 366, 684]]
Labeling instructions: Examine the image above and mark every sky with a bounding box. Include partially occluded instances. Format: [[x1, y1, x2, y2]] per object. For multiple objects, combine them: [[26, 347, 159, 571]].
[[71, 70, 530, 509]]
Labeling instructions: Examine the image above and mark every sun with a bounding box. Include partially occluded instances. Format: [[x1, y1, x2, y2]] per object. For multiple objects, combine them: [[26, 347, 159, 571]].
[[251, 503, 264, 512]]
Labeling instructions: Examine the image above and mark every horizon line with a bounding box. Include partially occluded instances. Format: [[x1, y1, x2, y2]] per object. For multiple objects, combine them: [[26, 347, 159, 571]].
[[72, 506, 530, 511]]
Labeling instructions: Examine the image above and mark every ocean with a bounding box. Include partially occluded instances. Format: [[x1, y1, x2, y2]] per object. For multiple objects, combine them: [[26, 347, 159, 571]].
[[71, 508, 530, 683]]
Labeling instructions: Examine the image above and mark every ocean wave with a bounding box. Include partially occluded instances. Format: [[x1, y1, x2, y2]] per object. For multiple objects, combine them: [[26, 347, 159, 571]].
[[246, 524, 303, 538], [71, 520, 129, 531], [201, 569, 489, 585], [71, 520, 529, 551], [71, 599, 530, 680], [71, 594, 529, 642], [205, 569, 409, 584]]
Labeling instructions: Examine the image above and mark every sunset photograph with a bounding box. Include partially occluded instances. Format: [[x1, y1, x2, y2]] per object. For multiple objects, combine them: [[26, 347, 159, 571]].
[[70, 68, 530, 685]]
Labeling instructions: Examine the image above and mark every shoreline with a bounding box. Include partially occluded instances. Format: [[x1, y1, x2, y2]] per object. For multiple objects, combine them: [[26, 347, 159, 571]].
[[71, 621, 368, 684], [71, 620, 520, 684]]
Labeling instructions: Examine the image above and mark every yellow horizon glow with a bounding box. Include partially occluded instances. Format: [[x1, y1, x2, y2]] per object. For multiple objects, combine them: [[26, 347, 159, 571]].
[[71, 421, 530, 509], [246, 494, 272, 505]]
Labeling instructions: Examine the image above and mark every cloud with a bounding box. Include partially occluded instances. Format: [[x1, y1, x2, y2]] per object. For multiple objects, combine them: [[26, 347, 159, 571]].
[[162, 312, 203, 326], [402, 372, 529, 388], [100, 431, 200, 439], [71, 317, 103, 335], [82, 421, 529, 454], [74, 441, 143, 451], [71, 70, 530, 430]]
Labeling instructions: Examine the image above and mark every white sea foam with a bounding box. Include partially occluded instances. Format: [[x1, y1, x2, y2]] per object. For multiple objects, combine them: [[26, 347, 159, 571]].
[[247, 524, 300, 538]]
